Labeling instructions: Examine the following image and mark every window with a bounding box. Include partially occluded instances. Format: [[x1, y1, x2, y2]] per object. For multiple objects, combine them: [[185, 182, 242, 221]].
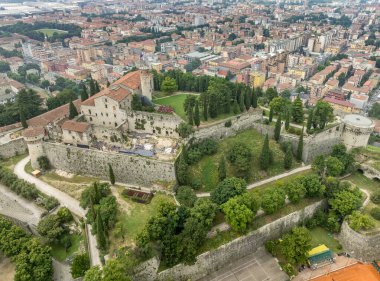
[[90, 117, 93, 121], [88, 109, 92, 114], [103, 121, 105, 125], [95, 113, 98, 116], [105, 98, 107, 102], [106, 113, 108, 117], [101, 113, 103, 116], [114, 114, 116, 118], [115, 122, 118, 127], [105, 104, 108, 109]]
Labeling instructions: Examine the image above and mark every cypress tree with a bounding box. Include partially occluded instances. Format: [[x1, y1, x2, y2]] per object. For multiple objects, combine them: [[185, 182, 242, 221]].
[[244, 88, 251, 110], [296, 128, 304, 161], [108, 164, 115, 185], [106, 80, 110, 87], [187, 103, 194, 125], [233, 98, 240, 114], [20, 109, 28, 128], [260, 134, 271, 171], [306, 108, 313, 133], [89, 78, 96, 96], [284, 145, 293, 169], [285, 112, 290, 130], [69, 101, 78, 120], [239, 92, 245, 112], [194, 100, 200, 127], [251, 89, 257, 108], [95, 81, 100, 93], [274, 115, 282, 142], [201, 92, 208, 121], [218, 157, 226, 181], [269, 107, 273, 122], [292, 96, 304, 123], [96, 209, 107, 251], [80, 83, 88, 101]]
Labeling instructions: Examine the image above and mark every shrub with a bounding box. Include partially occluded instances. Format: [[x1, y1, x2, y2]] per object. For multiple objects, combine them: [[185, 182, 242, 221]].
[[371, 191, 380, 204], [224, 120, 232, 127], [348, 211, 376, 232], [282, 263, 296, 277], [370, 207, 380, 221], [71, 253, 90, 278], [176, 186, 197, 207], [37, 156, 50, 171], [261, 188, 286, 214], [57, 207, 73, 223], [211, 177, 247, 205]]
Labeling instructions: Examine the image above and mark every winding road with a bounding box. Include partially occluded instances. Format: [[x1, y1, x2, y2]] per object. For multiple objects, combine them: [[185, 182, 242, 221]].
[[14, 156, 101, 267]]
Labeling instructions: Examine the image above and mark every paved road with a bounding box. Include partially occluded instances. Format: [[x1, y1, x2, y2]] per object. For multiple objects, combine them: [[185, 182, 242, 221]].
[[14, 156, 101, 267], [0, 184, 73, 281], [197, 165, 312, 198]]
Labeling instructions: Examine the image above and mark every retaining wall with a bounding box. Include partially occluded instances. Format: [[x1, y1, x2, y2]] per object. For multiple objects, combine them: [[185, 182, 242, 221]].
[[42, 142, 176, 186], [339, 221, 380, 262], [0, 138, 27, 159], [134, 200, 326, 281]]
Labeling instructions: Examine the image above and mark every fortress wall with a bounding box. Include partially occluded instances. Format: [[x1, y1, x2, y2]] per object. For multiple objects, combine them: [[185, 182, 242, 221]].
[[133, 200, 325, 281], [42, 142, 176, 186], [339, 221, 380, 262], [193, 109, 266, 140], [0, 138, 27, 159]]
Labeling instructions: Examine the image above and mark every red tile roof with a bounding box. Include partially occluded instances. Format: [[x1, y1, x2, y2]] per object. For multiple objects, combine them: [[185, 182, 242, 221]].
[[62, 120, 90, 133]]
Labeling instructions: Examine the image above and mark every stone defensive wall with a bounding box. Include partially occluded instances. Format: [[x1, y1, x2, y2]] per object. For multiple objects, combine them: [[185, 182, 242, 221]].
[[339, 221, 380, 262], [134, 200, 326, 281], [192, 109, 268, 140], [281, 123, 343, 163], [42, 142, 176, 186], [0, 137, 27, 159], [359, 164, 380, 180]]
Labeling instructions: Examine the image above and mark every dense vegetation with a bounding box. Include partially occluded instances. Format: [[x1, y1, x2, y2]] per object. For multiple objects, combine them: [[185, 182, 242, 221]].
[[0, 216, 53, 281], [0, 166, 59, 210]]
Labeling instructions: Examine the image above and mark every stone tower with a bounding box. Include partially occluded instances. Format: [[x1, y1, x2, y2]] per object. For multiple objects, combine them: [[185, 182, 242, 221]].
[[23, 127, 45, 169], [342, 114, 374, 150], [140, 70, 154, 101]]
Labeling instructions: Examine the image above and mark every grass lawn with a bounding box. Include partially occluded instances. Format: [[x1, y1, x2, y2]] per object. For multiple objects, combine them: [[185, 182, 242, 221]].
[[309, 227, 342, 253], [153, 94, 192, 120], [37, 28, 68, 36], [190, 129, 301, 191], [0, 153, 27, 170], [109, 192, 175, 255], [50, 234, 82, 262]]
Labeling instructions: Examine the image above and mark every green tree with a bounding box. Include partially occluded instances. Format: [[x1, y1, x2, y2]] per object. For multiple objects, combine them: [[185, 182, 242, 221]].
[[329, 188, 362, 217], [16, 88, 43, 119], [89, 77, 96, 96], [269, 107, 273, 122], [259, 134, 271, 171], [349, 211, 376, 232], [57, 207, 73, 223], [108, 164, 115, 185], [131, 94, 142, 110], [312, 155, 344, 178], [244, 88, 251, 110], [306, 108, 313, 133], [285, 181, 306, 203], [222, 197, 253, 232], [81, 83, 89, 101], [251, 89, 257, 108], [232, 98, 240, 114], [301, 174, 325, 198], [37, 214, 65, 243], [284, 145, 293, 169], [261, 188, 286, 214], [274, 115, 281, 142], [161, 76, 178, 94], [239, 92, 245, 112], [313, 100, 334, 129], [296, 129, 303, 161], [237, 192, 260, 214], [83, 266, 102, 281], [227, 142, 252, 177], [285, 112, 290, 131], [211, 177, 247, 205], [176, 153, 189, 185], [96, 209, 108, 251], [292, 96, 304, 123], [176, 122, 194, 138], [194, 100, 200, 127], [176, 186, 197, 207], [71, 253, 90, 278], [281, 227, 312, 265], [68, 101, 78, 119], [20, 109, 28, 128], [102, 259, 132, 281], [218, 156, 227, 181]]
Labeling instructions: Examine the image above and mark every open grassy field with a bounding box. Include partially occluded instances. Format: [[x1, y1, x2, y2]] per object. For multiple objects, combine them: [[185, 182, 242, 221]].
[[0, 153, 27, 170], [153, 92, 237, 124], [37, 28, 68, 37], [189, 129, 300, 191], [309, 227, 342, 253], [109, 192, 175, 255], [153, 94, 191, 120], [50, 234, 82, 262]]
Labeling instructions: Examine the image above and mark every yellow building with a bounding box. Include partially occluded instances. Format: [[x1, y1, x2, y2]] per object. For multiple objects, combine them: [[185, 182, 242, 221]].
[[250, 71, 266, 88]]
